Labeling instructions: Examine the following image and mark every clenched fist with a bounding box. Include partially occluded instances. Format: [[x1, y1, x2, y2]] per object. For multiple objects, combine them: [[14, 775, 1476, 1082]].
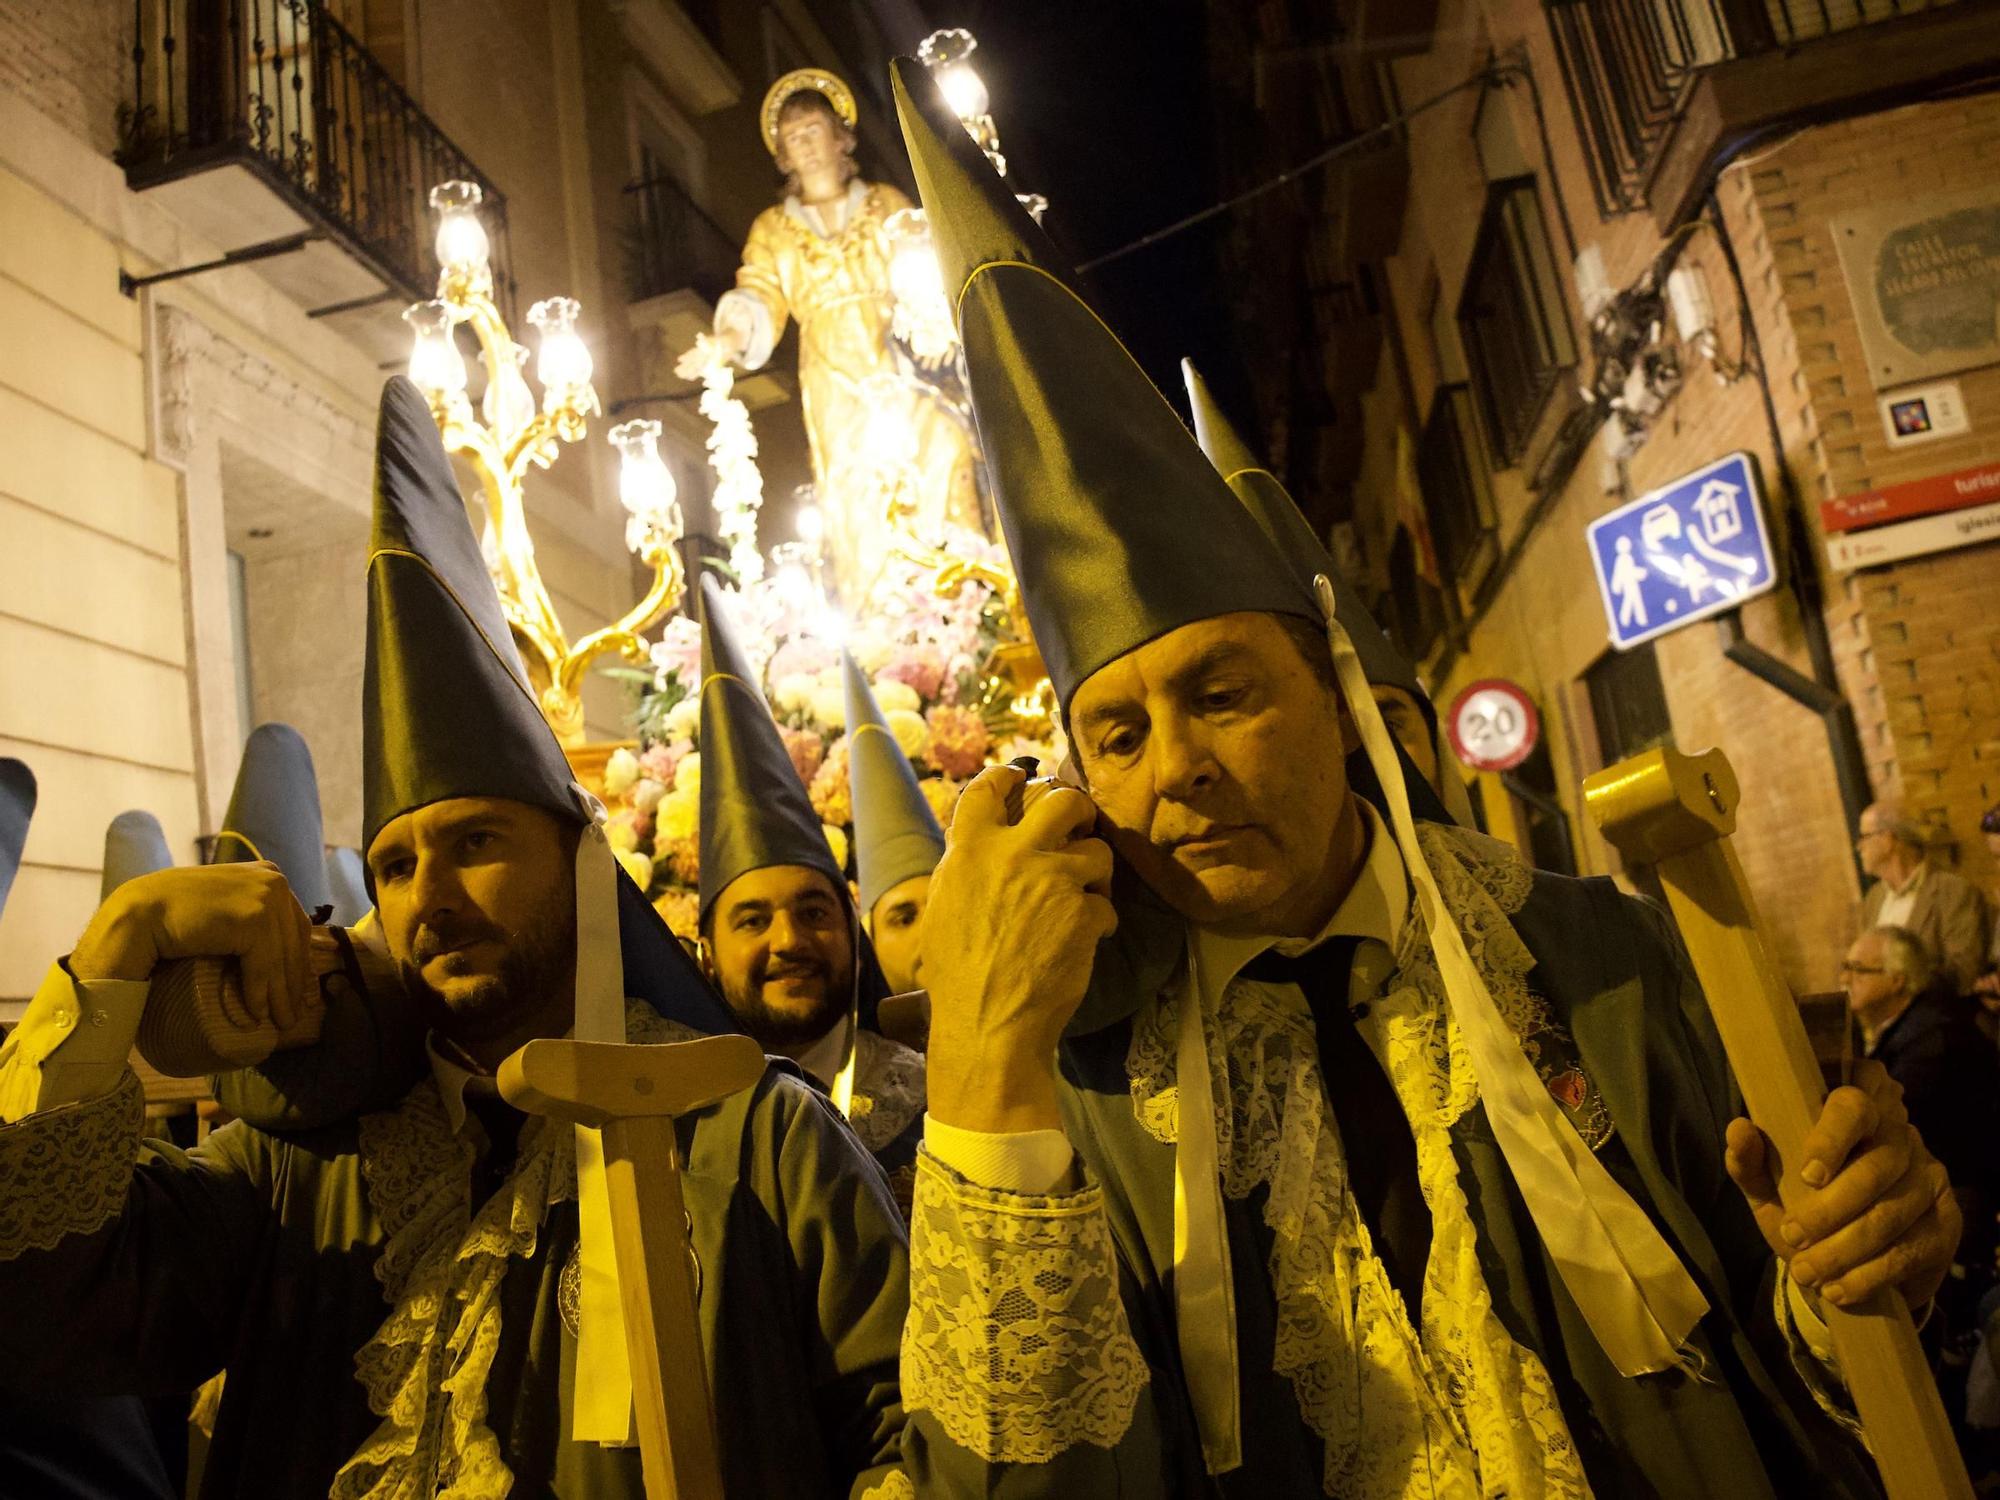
[[918, 764, 1116, 1135]]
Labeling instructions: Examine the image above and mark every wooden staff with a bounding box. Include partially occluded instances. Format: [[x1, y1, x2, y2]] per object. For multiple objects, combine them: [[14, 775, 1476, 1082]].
[[1584, 744, 1971, 1500], [500, 1033, 766, 1500]]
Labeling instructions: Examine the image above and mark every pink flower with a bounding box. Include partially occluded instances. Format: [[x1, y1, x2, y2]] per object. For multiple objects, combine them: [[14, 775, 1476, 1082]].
[[649, 616, 702, 687], [653, 887, 701, 940], [926, 703, 991, 778], [781, 725, 827, 786], [656, 834, 701, 887], [639, 741, 683, 786], [768, 636, 837, 684], [809, 736, 853, 826], [878, 644, 947, 702]]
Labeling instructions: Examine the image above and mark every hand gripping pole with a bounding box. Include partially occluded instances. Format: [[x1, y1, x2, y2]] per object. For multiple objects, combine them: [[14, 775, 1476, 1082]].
[[1585, 745, 1969, 1500]]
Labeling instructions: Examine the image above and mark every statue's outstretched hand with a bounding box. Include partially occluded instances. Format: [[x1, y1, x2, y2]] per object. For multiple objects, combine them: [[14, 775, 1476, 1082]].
[[1723, 1059, 1960, 1312]]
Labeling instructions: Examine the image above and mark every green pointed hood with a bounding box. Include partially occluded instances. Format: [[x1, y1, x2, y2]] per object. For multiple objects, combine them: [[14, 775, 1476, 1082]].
[[0, 758, 35, 920], [211, 722, 332, 911], [363, 378, 582, 853], [842, 651, 945, 917], [892, 58, 1317, 715], [696, 573, 842, 919], [102, 810, 174, 898], [1180, 360, 1430, 720]]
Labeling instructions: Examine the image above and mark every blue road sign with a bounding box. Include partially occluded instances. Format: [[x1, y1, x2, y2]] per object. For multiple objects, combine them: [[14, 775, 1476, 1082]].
[[1586, 451, 1777, 651]]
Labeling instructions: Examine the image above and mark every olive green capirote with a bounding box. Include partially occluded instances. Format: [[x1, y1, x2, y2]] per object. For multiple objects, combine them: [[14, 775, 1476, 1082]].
[[210, 722, 332, 912], [695, 572, 842, 920], [841, 651, 944, 918], [0, 757, 35, 919], [891, 58, 1319, 717], [101, 811, 174, 899]]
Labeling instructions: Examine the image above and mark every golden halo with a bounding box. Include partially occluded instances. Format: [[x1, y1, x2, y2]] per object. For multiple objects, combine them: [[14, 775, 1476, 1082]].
[[760, 68, 858, 157]]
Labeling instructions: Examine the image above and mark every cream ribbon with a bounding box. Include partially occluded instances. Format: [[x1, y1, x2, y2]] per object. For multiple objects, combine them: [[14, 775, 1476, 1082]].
[[568, 816, 636, 1444], [1313, 574, 1708, 1377]]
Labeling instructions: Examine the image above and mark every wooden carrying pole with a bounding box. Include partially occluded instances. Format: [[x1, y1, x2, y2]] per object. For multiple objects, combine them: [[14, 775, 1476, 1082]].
[[500, 1033, 766, 1500], [1584, 745, 1971, 1500]]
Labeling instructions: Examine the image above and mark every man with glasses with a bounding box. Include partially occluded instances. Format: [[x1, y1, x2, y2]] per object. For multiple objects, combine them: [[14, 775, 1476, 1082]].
[[1855, 801, 1991, 994]]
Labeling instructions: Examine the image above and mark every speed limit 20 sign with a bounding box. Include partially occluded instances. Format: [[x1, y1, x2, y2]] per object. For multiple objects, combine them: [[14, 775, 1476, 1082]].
[[1445, 679, 1539, 773]]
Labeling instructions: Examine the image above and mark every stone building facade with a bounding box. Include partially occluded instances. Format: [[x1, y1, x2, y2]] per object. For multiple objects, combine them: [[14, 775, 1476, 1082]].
[[0, 0, 917, 1011]]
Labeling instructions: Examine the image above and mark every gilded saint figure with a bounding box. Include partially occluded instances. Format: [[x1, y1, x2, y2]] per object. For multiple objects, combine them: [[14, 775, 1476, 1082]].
[[698, 69, 983, 604]]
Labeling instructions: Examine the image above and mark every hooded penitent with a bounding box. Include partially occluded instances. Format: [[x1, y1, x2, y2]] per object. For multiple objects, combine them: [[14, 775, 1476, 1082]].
[[365, 374, 732, 1443], [892, 54, 1705, 1472], [210, 723, 333, 912], [101, 811, 175, 899], [842, 651, 945, 921], [322, 847, 371, 928], [1181, 359, 1476, 829], [0, 758, 36, 920]]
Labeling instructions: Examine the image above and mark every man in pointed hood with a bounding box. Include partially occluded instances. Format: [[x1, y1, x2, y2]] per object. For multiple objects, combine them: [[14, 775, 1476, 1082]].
[[889, 57, 1953, 1499], [694, 577, 924, 1200], [0, 379, 912, 1498], [843, 649, 946, 996], [1182, 359, 1478, 827]]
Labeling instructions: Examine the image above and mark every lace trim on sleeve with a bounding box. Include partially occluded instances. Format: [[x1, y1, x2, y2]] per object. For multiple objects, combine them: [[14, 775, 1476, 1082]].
[[858, 1469, 915, 1499], [902, 1146, 1148, 1463], [848, 1030, 926, 1153], [1774, 1270, 1864, 1443], [0, 1070, 142, 1261]]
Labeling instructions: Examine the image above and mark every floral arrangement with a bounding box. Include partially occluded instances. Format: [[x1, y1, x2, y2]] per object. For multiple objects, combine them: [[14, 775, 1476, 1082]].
[[601, 525, 1062, 938]]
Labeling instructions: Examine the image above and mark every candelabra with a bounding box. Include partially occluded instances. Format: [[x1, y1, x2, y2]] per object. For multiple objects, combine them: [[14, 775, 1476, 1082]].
[[403, 181, 684, 744]]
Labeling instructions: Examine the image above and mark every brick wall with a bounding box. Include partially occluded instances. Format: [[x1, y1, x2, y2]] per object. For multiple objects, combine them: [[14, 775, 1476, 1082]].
[[1741, 96, 2000, 891], [0, 0, 126, 159]]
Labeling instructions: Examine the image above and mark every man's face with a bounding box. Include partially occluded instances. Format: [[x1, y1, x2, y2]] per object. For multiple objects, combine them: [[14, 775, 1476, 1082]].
[[1372, 685, 1436, 789], [1841, 931, 1904, 1014], [366, 797, 577, 1050], [1855, 806, 1894, 878], [869, 872, 932, 994], [1070, 612, 1361, 936], [777, 109, 836, 182], [704, 864, 854, 1052]]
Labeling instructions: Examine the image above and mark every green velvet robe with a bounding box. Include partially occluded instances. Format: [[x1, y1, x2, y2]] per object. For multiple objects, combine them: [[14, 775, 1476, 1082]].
[[0, 1030, 909, 1499], [900, 851, 1885, 1499]]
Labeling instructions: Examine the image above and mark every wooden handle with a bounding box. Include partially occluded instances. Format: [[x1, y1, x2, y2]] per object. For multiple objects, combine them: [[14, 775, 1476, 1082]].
[[1586, 746, 1972, 1500], [497, 1034, 766, 1127], [136, 928, 388, 1078], [876, 990, 931, 1052]]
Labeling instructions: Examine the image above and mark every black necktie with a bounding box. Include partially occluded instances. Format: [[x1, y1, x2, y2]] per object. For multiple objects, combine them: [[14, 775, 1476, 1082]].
[[1241, 938, 1432, 1317], [466, 1092, 527, 1206]]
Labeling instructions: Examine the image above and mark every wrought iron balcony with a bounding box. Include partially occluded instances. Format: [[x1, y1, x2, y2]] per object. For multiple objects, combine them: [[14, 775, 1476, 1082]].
[[623, 172, 740, 307], [117, 0, 514, 345], [1546, 0, 1968, 219]]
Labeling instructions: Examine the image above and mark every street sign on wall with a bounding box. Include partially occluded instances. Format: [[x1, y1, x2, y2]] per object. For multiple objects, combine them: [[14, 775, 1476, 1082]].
[[1586, 451, 1778, 651]]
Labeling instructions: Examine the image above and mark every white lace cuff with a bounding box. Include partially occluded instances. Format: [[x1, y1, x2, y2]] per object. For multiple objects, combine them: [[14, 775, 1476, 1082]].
[[0, 1070, 143, 1261], [903, 1146, 1148, 1462], [922, 1113, 1074, 1195], [1775, 1268, 1862, 1440]]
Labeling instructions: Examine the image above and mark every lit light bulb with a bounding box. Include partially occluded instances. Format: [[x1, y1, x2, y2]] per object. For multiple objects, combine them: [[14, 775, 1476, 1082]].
[[428, 181, 490, 276], [402, 300, 466, 397], [935, 60, 988, 122], [774, 561, 812, 610], [527, 297, 594, 410], [608, 418, 681, 554], [811, 602, 850, 648], [796, 502, 824, 548]]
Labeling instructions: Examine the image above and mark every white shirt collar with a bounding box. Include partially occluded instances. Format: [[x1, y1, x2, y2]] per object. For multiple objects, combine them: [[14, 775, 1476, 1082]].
[[1189, 799, 1409, 996], [426, 1035, 497, 1136], [783, 178, 868, 239], [793, 1022, 850, 1091]]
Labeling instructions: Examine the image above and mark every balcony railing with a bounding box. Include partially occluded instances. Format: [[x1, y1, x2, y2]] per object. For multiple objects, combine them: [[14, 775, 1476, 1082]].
[[118, 0, 514, 311], [623, 172, 741, 306], [1546, 0, 1961, 216]]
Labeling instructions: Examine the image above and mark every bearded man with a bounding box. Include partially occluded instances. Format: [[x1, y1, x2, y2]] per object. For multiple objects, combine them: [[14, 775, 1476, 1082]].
[[0, 380, 912, 1498], [887, 59, 1958, 1499], [695, 578, 925, 1206]]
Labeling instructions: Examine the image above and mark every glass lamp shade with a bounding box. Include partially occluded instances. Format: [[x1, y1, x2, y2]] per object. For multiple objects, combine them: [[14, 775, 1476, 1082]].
[[607, 418, 681, 552], [795, 501, 825, 548], [482, 342, 536, 434], [402, 300, 467, 397], [935, 61, 988, 123], [527, 297, 593, 409], [428, 180, 490, 276]]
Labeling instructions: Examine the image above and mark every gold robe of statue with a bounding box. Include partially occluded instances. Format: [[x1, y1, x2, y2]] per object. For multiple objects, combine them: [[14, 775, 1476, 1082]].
[[717, 178, 982, 604]]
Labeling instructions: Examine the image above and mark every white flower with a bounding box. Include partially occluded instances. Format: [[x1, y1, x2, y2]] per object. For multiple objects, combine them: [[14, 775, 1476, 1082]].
[[873, 679, 921, 714], [664, 696, 700, 743], [850, 628, 895, 675], [631, 778, 667, 814], [616, 849, 654, 889], [809, 684, 847, 730], [823, 823, 849, 870], [602, 746, 641, 798], [773, 672, 817, 717], [605, 817, 641, 855], [884, 707, 931, 761], [654, 786, 699, 846]]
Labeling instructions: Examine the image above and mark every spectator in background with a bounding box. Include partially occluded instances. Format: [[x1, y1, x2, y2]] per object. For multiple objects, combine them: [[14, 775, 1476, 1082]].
[[1972, 804, 2000, 1023], [1844, 925, 2000, 1241], [1856, 800, 1991, 994]]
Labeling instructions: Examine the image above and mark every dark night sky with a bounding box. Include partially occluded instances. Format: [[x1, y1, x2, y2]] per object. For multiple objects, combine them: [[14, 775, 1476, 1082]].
[[915, 0, 1256, 431]]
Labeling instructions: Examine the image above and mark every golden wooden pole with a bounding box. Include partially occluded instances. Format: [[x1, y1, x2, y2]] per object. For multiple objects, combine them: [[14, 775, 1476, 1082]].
[[1585, 745, 1971, 1500], [499, 1034, 765, 1500]]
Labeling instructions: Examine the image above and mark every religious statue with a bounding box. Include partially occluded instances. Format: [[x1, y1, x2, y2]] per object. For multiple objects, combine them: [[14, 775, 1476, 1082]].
[[682, 68, 984, 606]]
